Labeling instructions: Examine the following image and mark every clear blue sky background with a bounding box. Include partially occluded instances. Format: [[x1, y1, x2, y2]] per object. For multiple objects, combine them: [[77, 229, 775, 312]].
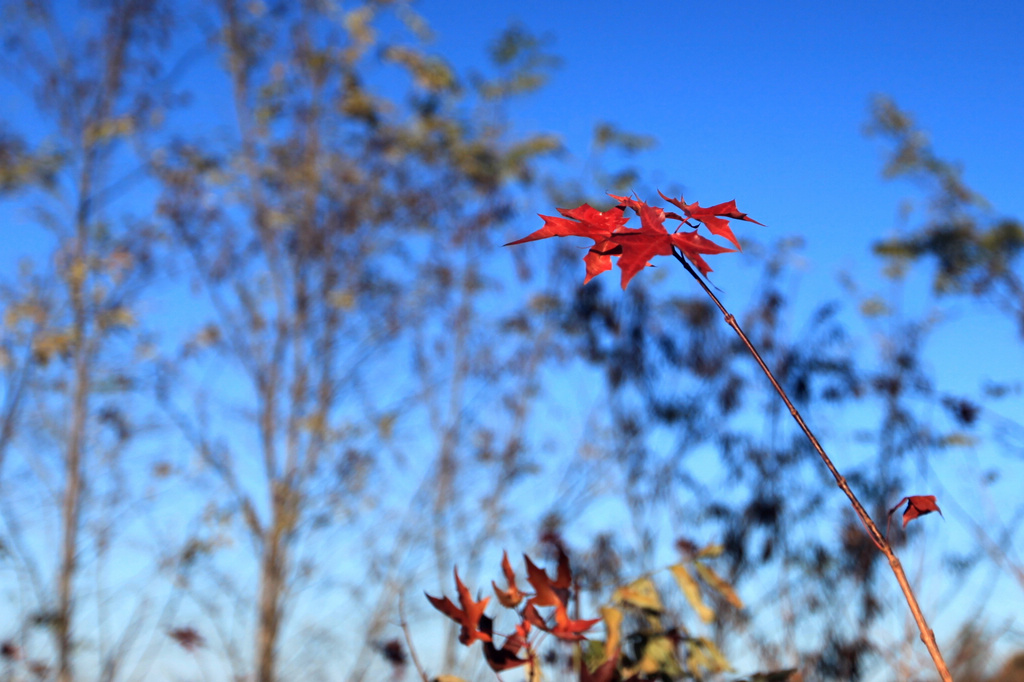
[[424, 0, 1024, 259]]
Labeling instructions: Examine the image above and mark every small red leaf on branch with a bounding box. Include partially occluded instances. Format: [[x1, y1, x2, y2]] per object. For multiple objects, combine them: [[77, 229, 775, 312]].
[[426, 568, 492, 645], [549, 609, 602, 642], [889, 495, 944, 530], [524, 551, 571, 608], [492, 550, 524, 608]]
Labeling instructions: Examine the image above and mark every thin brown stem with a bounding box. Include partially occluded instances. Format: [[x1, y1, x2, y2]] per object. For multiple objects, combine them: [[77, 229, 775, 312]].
[[398, 596, 429, 682], [672, 249, 953, 682]]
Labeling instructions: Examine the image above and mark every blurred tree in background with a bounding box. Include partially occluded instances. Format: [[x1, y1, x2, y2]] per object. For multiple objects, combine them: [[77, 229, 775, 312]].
[[1, 2, 1022, 682], [0, 2, 179, 680], [0, 1, 646, 681]]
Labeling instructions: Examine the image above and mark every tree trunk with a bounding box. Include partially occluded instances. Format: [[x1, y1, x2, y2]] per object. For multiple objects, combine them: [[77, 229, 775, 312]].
[[255, 483, 293, 682], [58, 247, 90, 682]]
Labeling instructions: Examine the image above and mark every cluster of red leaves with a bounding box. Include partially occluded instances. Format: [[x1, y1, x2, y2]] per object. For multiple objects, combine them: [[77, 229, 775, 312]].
[[426, 550, 600, 672], [506, 192, 763, 289]]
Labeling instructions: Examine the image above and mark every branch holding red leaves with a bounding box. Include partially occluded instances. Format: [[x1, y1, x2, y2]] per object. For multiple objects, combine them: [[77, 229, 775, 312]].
[[505, 193, 953, 682]]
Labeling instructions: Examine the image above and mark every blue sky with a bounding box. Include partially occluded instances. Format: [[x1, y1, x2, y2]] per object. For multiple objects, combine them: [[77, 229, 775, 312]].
[[423, 0, 1024, 264]]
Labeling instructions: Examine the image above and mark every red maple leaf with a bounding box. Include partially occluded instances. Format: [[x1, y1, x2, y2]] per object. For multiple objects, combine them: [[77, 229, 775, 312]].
[[550, 608, 602, 642], [523, 601, 600, 642], [506, 203, 628, 284], [492, 550, 525, 608], [657, 190, 764, 249], [507, 192, 759, 289], [889, 495, 944, 529], [522, 551, 600, 642], [524, 551, 570, 608], [426, 568, 492, 646]]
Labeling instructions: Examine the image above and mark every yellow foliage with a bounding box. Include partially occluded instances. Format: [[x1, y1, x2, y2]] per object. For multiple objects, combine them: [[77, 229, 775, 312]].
[[694, 562, 744, 610], [670, 564, 714, 623], [600, 606, 622, 662], [32, 329, 75, 364], [97, 306, 136, 331], [612, 576, 664, 612], [84, 116, 135, 147], [4, 301, 46, 327]]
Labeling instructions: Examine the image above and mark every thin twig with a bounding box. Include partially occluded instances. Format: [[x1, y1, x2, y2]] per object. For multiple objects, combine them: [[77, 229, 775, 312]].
[[672, 248, 953, 682], [398, 595, 430, 682]]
